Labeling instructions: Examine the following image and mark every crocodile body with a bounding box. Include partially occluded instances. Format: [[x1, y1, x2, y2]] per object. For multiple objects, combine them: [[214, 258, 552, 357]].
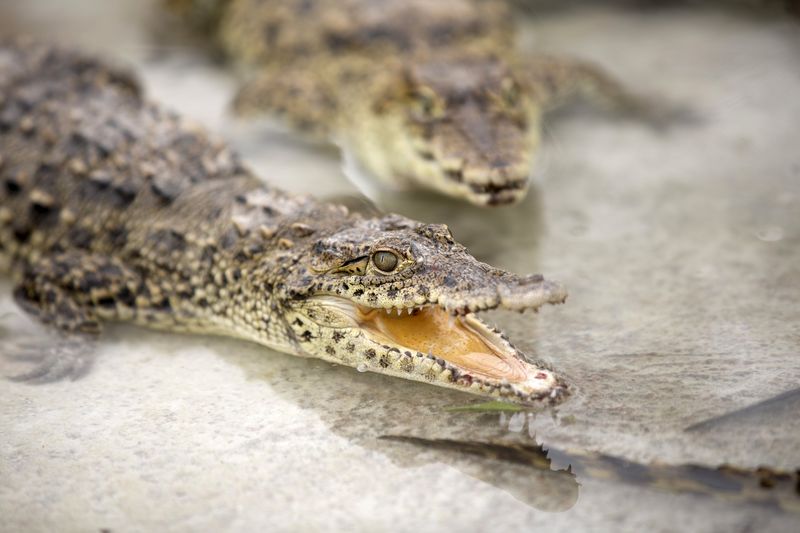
[[166, 0, 657, 206], [0, 40, 568, 405]]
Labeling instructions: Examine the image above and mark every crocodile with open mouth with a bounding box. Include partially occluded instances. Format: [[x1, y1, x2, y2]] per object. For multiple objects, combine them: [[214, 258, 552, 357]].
[[0, 40, 568, 405], [165, 0, 664, 206]]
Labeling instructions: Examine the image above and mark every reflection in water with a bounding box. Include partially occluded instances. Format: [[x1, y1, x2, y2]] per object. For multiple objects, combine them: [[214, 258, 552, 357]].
[[382, 434, 800, 515], [209, 328, 589, 513], [381, 434, 580, 512], [685, 387, 800, 432], [210, 334, 800, 516]]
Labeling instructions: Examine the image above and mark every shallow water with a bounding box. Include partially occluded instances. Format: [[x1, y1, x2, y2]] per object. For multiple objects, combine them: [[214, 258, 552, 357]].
[[1, 1, 799, 531]]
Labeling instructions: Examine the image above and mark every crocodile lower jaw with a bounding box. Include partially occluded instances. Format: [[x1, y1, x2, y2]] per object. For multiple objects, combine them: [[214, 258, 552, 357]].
[[312, 296, 567, 404]]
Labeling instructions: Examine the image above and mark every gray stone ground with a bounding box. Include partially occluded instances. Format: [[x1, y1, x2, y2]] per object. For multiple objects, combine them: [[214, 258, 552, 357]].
[[1, 1, 799, 532]]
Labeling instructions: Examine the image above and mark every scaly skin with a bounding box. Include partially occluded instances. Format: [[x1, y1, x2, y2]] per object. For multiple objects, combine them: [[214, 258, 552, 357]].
[[166, 0, 657, 206], [0, 40, 568, 405]]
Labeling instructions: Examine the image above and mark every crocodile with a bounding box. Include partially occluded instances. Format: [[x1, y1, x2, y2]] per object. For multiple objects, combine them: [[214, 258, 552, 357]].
[[164, 0, 665, 206], [0, 39, 569, 405]]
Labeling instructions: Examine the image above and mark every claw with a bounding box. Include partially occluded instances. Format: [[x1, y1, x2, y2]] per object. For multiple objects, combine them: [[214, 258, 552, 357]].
[[3, 335, 96, 384]]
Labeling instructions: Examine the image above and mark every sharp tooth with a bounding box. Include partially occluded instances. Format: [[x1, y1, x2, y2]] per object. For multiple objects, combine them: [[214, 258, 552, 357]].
[[396, 308, 402, 316], [407, 308, 412, 315], [385, 308, 391, 314]]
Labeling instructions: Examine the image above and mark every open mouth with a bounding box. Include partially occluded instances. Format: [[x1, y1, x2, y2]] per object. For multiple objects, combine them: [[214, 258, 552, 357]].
[[361, 306, 530, 382], [313, 296, 567, 403]]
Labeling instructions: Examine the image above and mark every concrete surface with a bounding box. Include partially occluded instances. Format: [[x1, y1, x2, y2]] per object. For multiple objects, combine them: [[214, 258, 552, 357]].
[[1, 1, 799, 531]]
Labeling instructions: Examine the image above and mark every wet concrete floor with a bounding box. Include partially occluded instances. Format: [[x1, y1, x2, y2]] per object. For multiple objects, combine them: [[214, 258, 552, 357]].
[[1, 1, 799, 531]]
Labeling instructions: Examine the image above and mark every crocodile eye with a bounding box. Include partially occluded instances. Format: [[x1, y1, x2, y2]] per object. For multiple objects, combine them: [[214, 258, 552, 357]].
[[413, 87, 440, 119], [372, 250, 399, 273], [419, 94, 435, 116]]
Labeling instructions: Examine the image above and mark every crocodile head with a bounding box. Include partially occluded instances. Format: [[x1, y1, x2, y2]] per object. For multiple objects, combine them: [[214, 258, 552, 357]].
[[279, 213, 568, 406], [353, 54, 540, 207]]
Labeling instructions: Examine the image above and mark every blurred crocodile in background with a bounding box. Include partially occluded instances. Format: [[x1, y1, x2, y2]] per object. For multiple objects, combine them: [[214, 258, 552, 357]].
[[0, 39, 569, 405], [164, 0, 676, 206]]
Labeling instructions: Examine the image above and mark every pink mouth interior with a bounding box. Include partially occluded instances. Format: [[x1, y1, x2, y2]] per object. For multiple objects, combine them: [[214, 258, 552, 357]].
[[358, 306, 530, 383]]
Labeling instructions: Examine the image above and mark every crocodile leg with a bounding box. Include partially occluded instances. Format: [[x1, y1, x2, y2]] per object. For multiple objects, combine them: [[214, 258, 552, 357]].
[[521, 54, 687, 126], [3, 334, 95, 383], [6, 251, 142, 382]]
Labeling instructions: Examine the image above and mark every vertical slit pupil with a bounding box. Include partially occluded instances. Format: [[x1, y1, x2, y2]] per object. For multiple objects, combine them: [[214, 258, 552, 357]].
[[374, 251, 398, 272]]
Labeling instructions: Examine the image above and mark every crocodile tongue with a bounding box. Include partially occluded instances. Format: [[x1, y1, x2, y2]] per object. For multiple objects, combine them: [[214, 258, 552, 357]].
[[360, 306, 530, 382]]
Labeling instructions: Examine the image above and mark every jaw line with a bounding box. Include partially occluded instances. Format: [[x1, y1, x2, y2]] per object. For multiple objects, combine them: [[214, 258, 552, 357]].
[[434, 172, 530, 206], [307, 295, 568, 403]]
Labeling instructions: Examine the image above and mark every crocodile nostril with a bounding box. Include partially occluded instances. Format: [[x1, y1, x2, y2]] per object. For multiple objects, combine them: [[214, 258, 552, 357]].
[[417, 149, 435, 161], [445, 168, 463, 182]]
